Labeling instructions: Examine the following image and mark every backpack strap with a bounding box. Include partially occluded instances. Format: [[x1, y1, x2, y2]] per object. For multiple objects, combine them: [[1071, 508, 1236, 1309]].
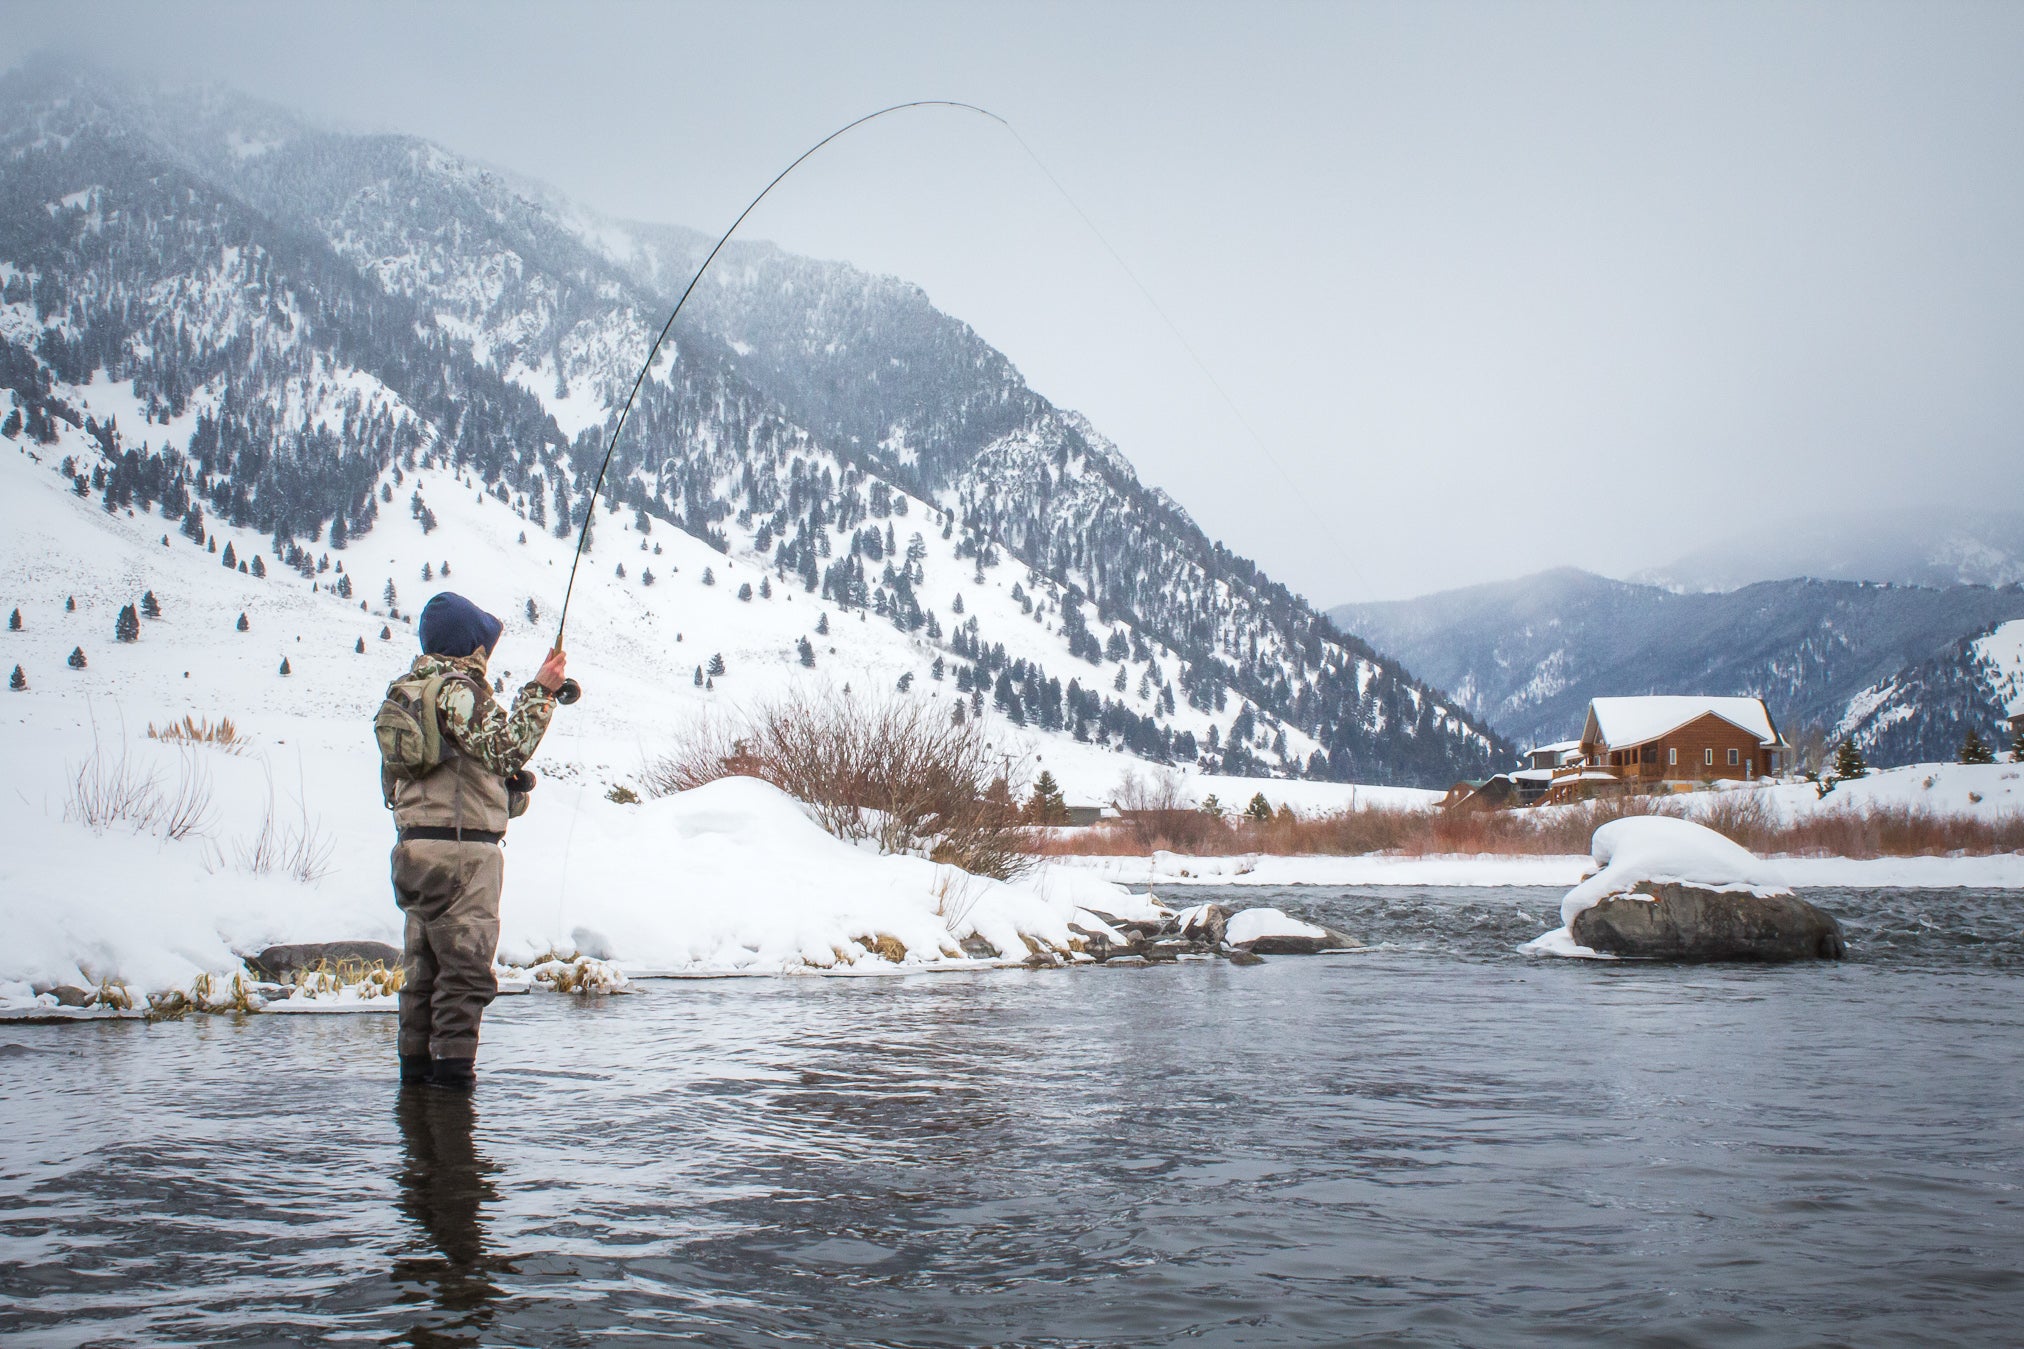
[[415, 673, 450, 765]]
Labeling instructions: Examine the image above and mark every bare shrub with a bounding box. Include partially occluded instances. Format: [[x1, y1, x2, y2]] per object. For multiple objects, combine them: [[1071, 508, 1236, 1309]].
[[1112, 769, 1225, 850], [1024, 784, 2023, 860], [645, 689, 1032, 879], [146, 715, 248, 754], [237, 764, 336, 884], [66, 739, 213, 841]]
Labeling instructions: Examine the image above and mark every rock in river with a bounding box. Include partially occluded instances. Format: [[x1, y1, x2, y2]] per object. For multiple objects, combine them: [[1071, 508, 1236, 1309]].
[[1570, 882, 1846, 962], [1530, 815, 1846, 962]]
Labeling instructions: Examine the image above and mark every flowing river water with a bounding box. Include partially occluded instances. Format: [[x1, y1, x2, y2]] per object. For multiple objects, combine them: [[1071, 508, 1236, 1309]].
[[1, 885, 2019, 1346]]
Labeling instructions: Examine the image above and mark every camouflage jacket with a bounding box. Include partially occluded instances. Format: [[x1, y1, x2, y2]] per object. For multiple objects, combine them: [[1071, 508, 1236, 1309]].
[[410, 651, 556, 777]]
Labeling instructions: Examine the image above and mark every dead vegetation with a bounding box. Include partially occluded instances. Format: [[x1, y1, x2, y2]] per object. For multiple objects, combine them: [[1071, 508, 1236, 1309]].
[[65, 738, 214, 841], [145, 715, 248, 754], [1028, 791, 2024, 860], [644, 689, 1031, 879]]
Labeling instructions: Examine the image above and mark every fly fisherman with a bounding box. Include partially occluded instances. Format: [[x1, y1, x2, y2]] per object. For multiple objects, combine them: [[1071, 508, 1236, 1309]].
[[376, 592, 567, 1090]]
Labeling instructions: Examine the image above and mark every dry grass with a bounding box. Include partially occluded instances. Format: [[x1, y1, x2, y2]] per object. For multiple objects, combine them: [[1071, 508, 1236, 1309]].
[[66, 739, 214, 841], [145, 715, 248, 754], [1029, 791, 2024, 860], [644, 689, 1031, 879], [237, 765, 337, 884]]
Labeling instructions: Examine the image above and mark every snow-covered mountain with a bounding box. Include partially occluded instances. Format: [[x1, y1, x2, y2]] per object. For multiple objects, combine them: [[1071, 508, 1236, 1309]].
[[1331, 568, 2024, 763], [0, 58, 1503, 789]]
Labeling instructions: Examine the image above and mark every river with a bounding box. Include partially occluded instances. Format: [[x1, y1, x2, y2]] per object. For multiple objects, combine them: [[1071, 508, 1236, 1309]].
[[1, 885, 2019, 1346]]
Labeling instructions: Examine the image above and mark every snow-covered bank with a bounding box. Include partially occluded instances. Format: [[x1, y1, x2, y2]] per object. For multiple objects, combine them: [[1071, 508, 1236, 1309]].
[[0, 714, 1156, 1012], [1048, 849, 2024, 890]]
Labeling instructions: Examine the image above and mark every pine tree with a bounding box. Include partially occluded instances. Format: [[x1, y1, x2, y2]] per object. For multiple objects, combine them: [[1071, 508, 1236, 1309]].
[[381, 624, 393, 640], [7, 607, 20, 631], [759, 578, 772, 599], [702, 567, 715, 587], [441, 561, 451, 577], [615, 563, 625, 579], [236, 613, 249, 632], [355, 637, 365, 653], [693, 665, 704, 686], [65, 596, 75, 612], [180, 504, 205, 543], [67, 646, 85, 670], [278, 657, 291, 676], [114, 604, 139, 643], [1025, 770, 1068, 824], [896, 671, 914, 692], [642, 568, 655, 586], [422, 562, 434, 581], [737, 582, 752, 602], [141, 591, 160, 619], [251, 555, 266, 578], [1959, 727, 1996, 766], [797, 635, 816, 667], [1245, 792, 1273, 823], [526, 598, 539, 623], [1200, 793, 1224, 819], [221, 541, 237, 569], [816, 612, 830, 636], [1830, 739, 1868, 781], [951, 593, 964, 615], [707, 652, 726, 677], [8, 664, 23, 691], [384, 579, 398, 610]]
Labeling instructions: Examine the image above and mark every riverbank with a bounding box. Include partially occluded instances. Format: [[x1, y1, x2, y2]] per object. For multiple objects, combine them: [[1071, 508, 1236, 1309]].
[[1047, 849, 2024, 889]]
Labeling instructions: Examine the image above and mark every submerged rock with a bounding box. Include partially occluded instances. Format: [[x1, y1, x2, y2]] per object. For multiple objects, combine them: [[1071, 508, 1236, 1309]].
[[1570, 882, 1846, 962], [244, 941, 402, 981]]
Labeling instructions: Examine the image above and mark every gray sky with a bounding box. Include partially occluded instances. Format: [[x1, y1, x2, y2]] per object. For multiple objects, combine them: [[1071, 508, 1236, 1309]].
[[8, 2, 2023, 603]]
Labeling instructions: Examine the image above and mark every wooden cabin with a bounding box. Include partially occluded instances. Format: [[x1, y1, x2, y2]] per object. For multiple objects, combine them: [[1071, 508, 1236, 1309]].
[[1543, 696, 1787, 802]]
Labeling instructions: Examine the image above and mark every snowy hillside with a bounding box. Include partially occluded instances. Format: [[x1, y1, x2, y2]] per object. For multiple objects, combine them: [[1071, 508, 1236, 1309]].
[[0, 57, 1501, 790]]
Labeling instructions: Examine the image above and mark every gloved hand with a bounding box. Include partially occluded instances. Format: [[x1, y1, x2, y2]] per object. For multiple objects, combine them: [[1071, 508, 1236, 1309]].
[[506, 769, 537, 794]]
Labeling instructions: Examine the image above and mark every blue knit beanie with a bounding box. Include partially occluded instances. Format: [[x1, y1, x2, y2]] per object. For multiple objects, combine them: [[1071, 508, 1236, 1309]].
[[418, 592, 504, 659]]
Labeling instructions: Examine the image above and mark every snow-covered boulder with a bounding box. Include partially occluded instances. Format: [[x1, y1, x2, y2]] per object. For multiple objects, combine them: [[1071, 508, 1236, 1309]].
[[1525, 816, 1845, 962], [1223, 907, 1360, 955]]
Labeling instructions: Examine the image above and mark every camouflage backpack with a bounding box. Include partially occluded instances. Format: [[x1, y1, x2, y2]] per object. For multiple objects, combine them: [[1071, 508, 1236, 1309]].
[[374, 672, 470, 803]]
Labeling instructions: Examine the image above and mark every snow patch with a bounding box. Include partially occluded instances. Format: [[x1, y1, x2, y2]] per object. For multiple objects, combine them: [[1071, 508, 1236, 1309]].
[[1558, 816, 1790, 926]]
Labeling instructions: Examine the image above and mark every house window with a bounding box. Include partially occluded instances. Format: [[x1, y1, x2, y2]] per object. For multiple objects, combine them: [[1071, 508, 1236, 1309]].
[[1746, 758, 1754, 777], [1727, 748, 1740, 766], [1704, 748, 1714, 766], [1668, 747, 1677, 767]]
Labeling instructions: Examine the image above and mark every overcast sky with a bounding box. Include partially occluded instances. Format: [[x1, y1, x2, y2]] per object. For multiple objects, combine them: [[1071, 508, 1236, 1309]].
[[7, 2, 2022, 603]]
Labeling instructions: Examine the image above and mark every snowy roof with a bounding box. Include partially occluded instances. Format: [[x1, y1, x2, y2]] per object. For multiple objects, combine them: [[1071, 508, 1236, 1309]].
[[1527, 740, 1582, 756], [1511, 768, 1557, 783], [1585, 696, 1781, 749]]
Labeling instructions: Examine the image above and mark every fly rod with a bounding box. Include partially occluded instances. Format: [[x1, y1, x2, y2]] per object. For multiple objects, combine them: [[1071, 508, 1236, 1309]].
[[547, 100, 1007, 704]]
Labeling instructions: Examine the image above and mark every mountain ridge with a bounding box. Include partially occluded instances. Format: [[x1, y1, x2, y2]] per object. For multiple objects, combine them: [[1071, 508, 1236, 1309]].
[[1331, 567, 2024, 763]]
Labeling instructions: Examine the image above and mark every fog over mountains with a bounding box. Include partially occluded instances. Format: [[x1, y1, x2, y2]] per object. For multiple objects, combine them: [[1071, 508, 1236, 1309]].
[[1633, 506, 2024, 594], [0, 59, 1505, 788]]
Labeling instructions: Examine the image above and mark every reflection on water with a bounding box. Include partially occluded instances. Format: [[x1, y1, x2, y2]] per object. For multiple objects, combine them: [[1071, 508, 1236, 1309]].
[[0, 886, 2019, 1346], [392, 1090, 504, 1347]]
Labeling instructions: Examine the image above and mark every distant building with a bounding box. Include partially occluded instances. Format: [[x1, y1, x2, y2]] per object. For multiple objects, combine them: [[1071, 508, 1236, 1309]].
[[1543, 696, 1788, 802], [1511, 739, 1582, 805]]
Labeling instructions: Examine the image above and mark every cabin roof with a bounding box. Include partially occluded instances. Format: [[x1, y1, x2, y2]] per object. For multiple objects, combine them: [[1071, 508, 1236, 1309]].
[[1584, 695, 1781, 749]]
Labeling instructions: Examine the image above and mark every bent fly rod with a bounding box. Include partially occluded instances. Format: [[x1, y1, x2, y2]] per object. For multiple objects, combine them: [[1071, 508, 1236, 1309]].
[[547, 100, 1008, 704]]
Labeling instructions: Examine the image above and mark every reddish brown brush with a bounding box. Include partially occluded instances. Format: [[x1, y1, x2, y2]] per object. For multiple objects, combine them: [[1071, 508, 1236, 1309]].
[[1026, 795, 2024, 860]]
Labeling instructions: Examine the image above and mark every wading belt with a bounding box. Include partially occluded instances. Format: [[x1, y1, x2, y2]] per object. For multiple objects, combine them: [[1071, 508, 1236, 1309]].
[[398, 826, 504, 845]]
